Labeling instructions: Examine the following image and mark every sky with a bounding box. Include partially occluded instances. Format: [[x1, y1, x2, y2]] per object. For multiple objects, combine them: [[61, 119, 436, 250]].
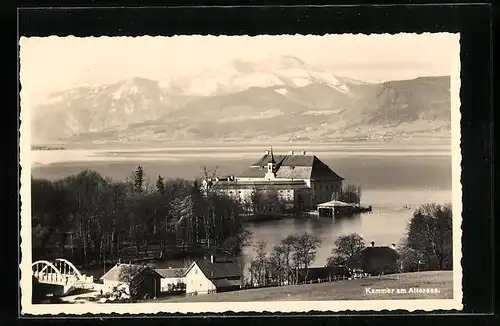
[[20, 33, 460, 105]]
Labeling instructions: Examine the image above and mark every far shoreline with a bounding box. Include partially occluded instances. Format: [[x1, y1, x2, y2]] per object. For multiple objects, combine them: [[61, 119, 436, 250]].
[[30, 138, 451, 151]]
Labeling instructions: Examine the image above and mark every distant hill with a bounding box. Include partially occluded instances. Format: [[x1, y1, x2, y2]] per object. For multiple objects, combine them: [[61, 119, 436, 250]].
[[29, 56, 451, 145]]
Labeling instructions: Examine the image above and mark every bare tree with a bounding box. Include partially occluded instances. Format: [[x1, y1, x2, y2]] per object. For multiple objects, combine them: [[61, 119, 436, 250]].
[[249, 187, 264, 215], [296, 233, 321, 282], [267, 245, 286, 285], [339, 184, 361, 204], [265, 233, 320, 284], [356, 185, 362, 206], [281, 234, 298, 284], [397, 239, 426, 272], [253, 240, 268, 286], [406, 203, 453, 270]]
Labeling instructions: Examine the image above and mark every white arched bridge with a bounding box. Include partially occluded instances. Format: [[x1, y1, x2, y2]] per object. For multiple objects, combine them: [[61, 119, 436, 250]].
[[32, 258, 95, 295]]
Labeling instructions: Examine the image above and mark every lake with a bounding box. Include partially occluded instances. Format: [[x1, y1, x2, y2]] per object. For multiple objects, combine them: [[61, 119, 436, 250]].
[[30, 143, 453, 269]]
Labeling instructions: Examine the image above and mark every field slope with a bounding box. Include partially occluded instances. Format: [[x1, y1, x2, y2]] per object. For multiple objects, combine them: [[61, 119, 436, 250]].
[[158, 271, 453, 302]]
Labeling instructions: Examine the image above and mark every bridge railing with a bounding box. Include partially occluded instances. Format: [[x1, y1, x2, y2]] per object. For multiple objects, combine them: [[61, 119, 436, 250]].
[[35, 272, 94, 283], [34, 272, 69, 284]]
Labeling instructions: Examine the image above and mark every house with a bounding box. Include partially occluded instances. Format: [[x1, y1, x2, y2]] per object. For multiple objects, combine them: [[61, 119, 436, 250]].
[[100, 263, 163, 299], [202, 148, 344, 211], [155, 267, 186, 292], [345, 242, 400, 275], [294, 266, 352, 283], [184, 256, 243, 295]]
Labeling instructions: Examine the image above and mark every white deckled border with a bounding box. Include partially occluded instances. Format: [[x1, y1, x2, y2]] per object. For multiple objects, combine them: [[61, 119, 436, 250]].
[[19, 32, 462, 315], [450, 32, 463, 308], [19, 41, 34, 314]]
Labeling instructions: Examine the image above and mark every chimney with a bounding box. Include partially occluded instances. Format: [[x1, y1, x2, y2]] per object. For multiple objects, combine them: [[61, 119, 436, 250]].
[[371, 241, 375, 247], [391, 243, 396, 250], [289, 150, 294, 155], [210, 255, 214, 263], [265, 150, 270, 155], [302, 150, 306, 155]]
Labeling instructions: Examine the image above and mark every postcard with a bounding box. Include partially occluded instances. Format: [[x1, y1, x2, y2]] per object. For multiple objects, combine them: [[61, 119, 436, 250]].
[[19, 33, 462, 315]]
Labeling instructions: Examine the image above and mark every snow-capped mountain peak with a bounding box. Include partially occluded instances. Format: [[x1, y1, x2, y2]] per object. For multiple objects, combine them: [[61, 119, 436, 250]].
[[30, 55, 450, 145], [150, 56, 357, 96]]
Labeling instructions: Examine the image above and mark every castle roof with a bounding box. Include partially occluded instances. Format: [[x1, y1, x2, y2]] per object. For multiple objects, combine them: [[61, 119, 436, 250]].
[[239, 153, 344, 181]]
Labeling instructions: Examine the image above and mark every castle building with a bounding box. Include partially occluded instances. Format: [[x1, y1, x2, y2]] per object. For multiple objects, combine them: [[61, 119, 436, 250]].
[[202, 148, 344, 211]]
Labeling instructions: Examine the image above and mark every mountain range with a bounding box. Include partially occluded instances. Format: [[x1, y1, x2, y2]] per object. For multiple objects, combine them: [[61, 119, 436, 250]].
[[30, 56, 451, 145]]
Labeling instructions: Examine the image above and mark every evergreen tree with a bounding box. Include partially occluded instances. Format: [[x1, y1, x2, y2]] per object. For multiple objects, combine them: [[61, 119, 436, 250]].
[[133, 165, 144, 193], [156, 175, 165, 194]]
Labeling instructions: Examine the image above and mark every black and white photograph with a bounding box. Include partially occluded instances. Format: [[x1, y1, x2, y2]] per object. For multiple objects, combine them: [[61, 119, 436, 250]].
[[19, 33, 462, 314]]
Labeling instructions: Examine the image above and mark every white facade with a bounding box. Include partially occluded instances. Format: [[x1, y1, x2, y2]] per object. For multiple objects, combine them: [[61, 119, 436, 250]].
[[184, 262, 216, 295], [225, 187, 297, 202]]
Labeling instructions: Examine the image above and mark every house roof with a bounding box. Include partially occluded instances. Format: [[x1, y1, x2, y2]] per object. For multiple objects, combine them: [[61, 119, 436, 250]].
[[212, 278, 241, 289], [239, 154, 343, 181], [186, 259, 242, 279], [317, 200, 354, 207], [100, 264, 163, 282], [345, 247, 400, 269], [155, 268, 187, 279]]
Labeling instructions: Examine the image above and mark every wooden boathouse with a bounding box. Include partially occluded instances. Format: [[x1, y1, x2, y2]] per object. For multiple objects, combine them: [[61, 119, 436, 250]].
[[317, 200, 358, 217]]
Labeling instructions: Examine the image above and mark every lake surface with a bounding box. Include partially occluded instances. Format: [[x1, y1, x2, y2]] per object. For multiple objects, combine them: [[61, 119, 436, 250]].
[[30, 143, 453, 270]]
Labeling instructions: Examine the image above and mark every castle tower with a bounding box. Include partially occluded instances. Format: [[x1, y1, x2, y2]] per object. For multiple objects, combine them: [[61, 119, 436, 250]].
[[265, 147, 277, 179]]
